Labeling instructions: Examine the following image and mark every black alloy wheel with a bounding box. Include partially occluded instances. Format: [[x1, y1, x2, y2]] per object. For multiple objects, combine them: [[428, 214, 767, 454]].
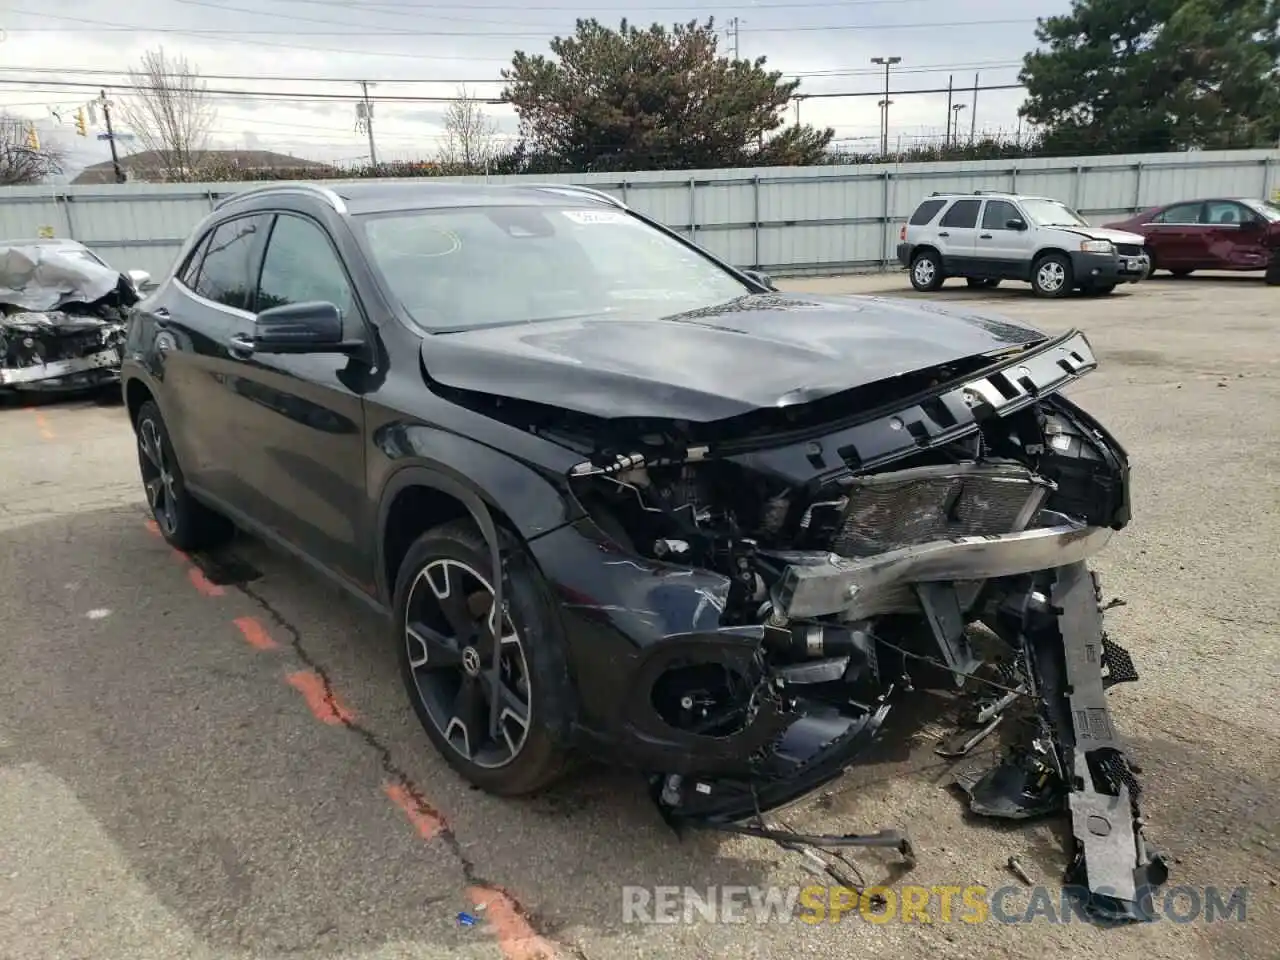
[[404, 556, 533, 768], [134, 399, 232, 551], [394, 520, 572, 795]]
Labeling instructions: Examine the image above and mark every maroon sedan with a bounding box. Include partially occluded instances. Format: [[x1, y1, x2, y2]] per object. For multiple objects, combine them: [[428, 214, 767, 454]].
[[1105, 197, 1280, 284]]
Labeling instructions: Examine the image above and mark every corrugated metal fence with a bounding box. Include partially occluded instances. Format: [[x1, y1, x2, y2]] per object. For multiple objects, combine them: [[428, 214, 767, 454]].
[[2, 148, 1278, 281]]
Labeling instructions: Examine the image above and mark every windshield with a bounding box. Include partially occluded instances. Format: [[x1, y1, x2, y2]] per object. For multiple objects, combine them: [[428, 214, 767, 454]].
[[1244, 199, 1280, 222], [359, 204, 753, 331], [1018, 198, 1090, 228]]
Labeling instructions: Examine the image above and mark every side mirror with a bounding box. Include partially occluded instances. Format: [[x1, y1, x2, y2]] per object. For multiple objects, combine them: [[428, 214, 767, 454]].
[[126, 268, 152, 289], [739, 268, 777, 291], [1006, 218, 1028, 231], [252, 301, 357, 354]]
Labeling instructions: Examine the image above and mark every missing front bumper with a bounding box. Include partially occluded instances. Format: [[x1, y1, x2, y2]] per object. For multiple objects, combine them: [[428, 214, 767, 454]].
[[0, 347, 121, 387], [772, 517, 1113, 620]]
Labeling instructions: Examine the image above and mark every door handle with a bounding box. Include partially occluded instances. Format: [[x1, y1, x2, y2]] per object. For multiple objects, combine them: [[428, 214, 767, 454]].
[[938, 231, 950, 237], [227, 333, 255, 357], [980, 233, 993, 239], [153, 307, 170, 319]]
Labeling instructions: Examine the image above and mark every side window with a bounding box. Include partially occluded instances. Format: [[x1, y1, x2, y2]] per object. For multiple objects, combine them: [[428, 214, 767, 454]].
[[1153, 202, 1203, 224], [939, 199, 981, 229], [1204, 200, 1255, 225], [178, 231, 212, 288], [981, 200, 1021, 230], [193, 215, 270, 311], [257, 214, 359, 336], [909, 198, 947, 225]]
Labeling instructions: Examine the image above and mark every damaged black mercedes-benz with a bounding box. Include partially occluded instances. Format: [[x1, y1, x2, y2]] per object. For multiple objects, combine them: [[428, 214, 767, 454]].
[[121, 182, 1166, 925], [1, 239, 146, 395]]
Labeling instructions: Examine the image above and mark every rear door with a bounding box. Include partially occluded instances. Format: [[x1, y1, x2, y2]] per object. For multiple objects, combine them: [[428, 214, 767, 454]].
[[975, 198, 1028, 278], [934, 198, 982, 272], [161, 213, 272, 500], [1202, 200, 1271, 270], [1142, 201, 1205, 269]]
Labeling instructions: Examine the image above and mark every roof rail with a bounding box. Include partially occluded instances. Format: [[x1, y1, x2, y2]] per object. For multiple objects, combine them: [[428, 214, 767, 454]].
[[214, 182, 348, 214], [528, 183, 627, 209]]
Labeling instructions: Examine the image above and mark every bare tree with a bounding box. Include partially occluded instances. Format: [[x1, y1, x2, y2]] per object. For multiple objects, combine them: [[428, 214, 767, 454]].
[[438, 86, 499, 173], [117, 47, 217, 181], [0, 113, 64, 185]]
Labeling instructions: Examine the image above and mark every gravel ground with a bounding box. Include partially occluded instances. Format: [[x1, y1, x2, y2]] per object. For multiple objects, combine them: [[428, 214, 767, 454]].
[[0, 269, 1275, 959]]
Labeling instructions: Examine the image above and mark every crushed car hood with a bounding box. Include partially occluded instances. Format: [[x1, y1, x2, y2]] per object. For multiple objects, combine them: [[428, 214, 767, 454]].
[[0, 243, 122, 312], [423, 293, 1047, 422]]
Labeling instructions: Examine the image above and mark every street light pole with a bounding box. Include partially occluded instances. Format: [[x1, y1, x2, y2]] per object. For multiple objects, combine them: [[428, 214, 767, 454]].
[[870, 55, 901, 156]]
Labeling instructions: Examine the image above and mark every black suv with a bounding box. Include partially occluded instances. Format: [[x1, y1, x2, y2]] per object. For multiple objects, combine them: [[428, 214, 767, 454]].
[[121, 181, 1164, 917]]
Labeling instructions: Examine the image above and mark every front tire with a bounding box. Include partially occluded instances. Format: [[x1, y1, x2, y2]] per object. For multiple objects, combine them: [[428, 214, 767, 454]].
[[393, 519, 573, 796], [909, 249, 945, 291], [1031, 253, 1074, 298], [134, 399, 233, 551]]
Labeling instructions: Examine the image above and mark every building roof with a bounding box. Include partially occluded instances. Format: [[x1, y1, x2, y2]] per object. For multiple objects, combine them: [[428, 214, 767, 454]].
[[72, 149, 332, 184]]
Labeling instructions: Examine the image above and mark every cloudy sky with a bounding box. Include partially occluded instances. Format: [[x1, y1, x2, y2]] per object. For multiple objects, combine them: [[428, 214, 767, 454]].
[[0, 0, 1070, 174]]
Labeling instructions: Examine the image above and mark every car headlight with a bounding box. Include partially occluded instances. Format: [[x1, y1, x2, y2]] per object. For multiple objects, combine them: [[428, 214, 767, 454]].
[[1079, 240, 1114, 254]]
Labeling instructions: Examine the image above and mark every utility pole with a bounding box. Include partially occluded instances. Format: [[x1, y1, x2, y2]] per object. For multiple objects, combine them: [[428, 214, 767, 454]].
[[357, 81, 378, 168], [100, 89, 125, 184], [945, 74, 953, 145], [951, 104, 967, 146], [878, 100, 894, 155], [870, 56, 901, 156], [969, 72, 978, 143], [726, 17, 740, 59]]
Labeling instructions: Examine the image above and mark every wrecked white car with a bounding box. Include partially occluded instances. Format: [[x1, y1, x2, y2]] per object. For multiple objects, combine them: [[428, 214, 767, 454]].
[[0, 239, 148, 394]]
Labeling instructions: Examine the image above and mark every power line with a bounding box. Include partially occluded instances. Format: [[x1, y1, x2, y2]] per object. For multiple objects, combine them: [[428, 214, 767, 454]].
[[5, 7, 1036, 37], [7, 19, 1036, 37], [271, 0, 934, 10], [0, 58, 1026, 86], [0, 77, 1027, 103]]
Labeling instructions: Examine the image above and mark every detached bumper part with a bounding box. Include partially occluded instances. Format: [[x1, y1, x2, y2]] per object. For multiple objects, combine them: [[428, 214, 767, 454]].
[[957, 561, 1166, 922]]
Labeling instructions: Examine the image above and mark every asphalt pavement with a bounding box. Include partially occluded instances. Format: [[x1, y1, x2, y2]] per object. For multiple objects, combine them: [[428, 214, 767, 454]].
[[0, 270, 1275, 959]]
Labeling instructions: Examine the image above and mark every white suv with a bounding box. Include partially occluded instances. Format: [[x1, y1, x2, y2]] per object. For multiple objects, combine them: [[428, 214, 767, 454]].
[[896, 192, 1150, 297]]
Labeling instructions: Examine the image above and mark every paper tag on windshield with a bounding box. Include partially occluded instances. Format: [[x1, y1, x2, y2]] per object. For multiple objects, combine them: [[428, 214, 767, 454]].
[[562, 209, 627, 224]]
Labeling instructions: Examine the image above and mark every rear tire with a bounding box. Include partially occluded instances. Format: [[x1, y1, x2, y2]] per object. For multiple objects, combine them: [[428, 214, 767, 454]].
[[1031, 252, 1074, 298], [1264, 256, 1280, 286], [393, 519, 574, 796], [134, 400, 234, 552], [909, 249, 945, 291]]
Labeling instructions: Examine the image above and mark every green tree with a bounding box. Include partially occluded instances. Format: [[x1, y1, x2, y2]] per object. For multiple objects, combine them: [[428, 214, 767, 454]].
[[501, 17, 834, 171], [1018, 0, 1280, 155]]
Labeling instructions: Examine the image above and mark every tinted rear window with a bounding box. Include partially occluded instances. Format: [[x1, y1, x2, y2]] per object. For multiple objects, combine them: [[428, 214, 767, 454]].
[[939, 199, 981, 229], [909, 198, 947, 225]]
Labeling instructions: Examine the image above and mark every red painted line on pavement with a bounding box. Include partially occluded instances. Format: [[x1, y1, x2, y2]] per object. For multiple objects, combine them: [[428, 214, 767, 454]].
[[285, 670, 355, 725], [144, 519, 160, 536], [233, 616, 279, 651], [188, 567, 225, 597], [383, 782, 448, 841], [30, 409, 55, 441], [466, 886, 562, 960]]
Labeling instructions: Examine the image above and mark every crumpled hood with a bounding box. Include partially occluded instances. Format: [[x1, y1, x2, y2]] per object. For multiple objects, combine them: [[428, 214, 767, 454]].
[[0, 243, 122, 312], [422, 292, 1047, 422]]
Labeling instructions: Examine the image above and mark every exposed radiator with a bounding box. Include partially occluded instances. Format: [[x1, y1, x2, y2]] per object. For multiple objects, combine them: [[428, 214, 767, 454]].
[[830, 463, 1052, 558]]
